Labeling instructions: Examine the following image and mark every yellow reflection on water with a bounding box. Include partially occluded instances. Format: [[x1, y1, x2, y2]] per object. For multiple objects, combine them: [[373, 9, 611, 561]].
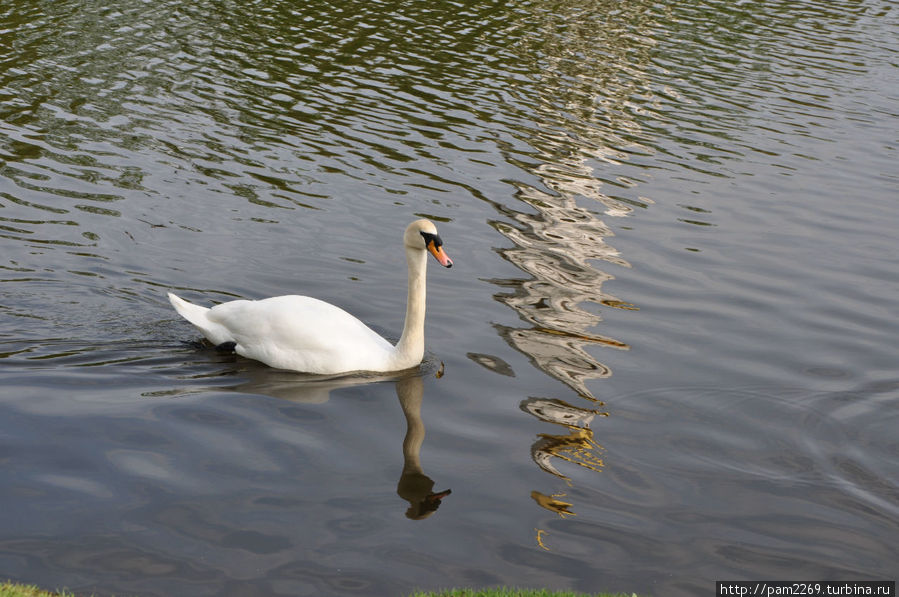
[[535, 528, 551, 551], [522, 397, 606, 481], [534, 428, 605, 477], [522, 396, 608, 546], [531, 491, 575, 518]]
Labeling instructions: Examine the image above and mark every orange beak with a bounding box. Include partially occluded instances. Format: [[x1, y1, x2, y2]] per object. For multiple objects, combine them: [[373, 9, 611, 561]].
[[427, 240, 453, 268]]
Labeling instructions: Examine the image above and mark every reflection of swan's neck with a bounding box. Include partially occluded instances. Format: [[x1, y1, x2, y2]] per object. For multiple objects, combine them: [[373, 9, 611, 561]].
[[392, 248, 427, 370], [397, 376, 425, 474], [397, 375, 450, 520]]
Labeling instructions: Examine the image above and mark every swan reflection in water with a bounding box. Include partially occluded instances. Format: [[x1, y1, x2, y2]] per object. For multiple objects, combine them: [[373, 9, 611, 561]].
[[395, 374, 452, 520], [190, 360, 451, 519]]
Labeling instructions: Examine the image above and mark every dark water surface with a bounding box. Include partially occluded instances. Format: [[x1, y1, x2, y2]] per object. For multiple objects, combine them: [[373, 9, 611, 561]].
[[2, 1, 897, 595]]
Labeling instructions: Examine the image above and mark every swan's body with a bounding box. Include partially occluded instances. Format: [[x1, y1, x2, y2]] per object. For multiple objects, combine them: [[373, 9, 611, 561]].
[[168, 219, 452, 374]]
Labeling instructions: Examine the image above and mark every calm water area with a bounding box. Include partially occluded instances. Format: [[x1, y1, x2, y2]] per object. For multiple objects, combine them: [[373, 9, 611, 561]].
[[1, 1, 897, 595]]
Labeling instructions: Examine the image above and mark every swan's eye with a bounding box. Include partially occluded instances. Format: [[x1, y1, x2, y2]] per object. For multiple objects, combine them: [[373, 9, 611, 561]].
[[420, 231, 442, 248]]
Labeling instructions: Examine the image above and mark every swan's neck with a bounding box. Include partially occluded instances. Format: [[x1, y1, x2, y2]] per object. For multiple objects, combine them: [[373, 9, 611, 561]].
[[392, 248, 427, 369]]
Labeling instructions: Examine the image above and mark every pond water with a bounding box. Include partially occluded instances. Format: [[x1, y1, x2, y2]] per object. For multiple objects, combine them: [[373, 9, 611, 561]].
[[1, 1, 897, 596]]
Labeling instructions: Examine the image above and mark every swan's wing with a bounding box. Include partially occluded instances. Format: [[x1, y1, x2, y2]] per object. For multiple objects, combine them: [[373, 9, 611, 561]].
[[207, 295, 395, 373]]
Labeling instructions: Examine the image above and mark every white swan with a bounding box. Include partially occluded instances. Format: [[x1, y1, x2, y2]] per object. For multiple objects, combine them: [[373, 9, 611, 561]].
[[168, 219, 453, 374]]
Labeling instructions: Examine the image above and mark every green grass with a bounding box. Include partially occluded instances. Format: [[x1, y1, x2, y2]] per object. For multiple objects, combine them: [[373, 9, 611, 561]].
[[411, 589, 637, 597], [3, 580, 637, 597], [0, 582, 78, 597]]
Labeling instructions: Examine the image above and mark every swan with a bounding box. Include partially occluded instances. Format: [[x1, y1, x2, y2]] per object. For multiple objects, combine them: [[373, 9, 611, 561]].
[[168, 219, 453, 374]]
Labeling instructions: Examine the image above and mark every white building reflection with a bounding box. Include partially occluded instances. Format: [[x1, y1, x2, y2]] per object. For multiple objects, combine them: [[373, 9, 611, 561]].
[[491, 173, 635, 402], [485, 0, 661, 523]]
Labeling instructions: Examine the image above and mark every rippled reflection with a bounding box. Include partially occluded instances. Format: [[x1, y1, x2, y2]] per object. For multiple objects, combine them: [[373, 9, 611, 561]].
[[167, 357, 453, 519], [522, 397, 606, 481], [484, 0, 657, 527], [487, 0, 658, 403], [197, 361, 452, 520], [492, 191, 632, 400], [531, 491, 575, 519], [524, 394, 606, 540], [3, 0, 897, 591], [221, 368, 453, 521], [395, 374, 451, 520]]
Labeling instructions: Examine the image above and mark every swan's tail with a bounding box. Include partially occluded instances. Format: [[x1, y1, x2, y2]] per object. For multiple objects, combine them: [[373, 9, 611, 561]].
[[167, 292, 233, 346]]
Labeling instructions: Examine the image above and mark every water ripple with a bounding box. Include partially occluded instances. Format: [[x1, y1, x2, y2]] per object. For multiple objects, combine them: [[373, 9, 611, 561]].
[[2, 0, 898, 594]]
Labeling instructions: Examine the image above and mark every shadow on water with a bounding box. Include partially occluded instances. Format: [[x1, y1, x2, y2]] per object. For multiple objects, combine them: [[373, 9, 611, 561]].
[[156, 350, 454, 521], [0, 345, 456, 595]]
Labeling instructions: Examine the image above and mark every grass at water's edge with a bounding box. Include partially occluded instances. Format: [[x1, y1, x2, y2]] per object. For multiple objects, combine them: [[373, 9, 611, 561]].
[[411, 589, 638, 597], [3, 580, 639, 597], [1, 582, 78, 597]]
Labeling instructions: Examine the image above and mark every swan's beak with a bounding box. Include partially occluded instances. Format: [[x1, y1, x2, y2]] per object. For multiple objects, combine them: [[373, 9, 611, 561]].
[[427, 239, 453, 268], [428, 488, 452, 502]]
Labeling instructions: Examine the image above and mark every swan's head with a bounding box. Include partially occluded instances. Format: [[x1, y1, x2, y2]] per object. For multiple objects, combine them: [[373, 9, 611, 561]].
[[405, 219, 453, 268]]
